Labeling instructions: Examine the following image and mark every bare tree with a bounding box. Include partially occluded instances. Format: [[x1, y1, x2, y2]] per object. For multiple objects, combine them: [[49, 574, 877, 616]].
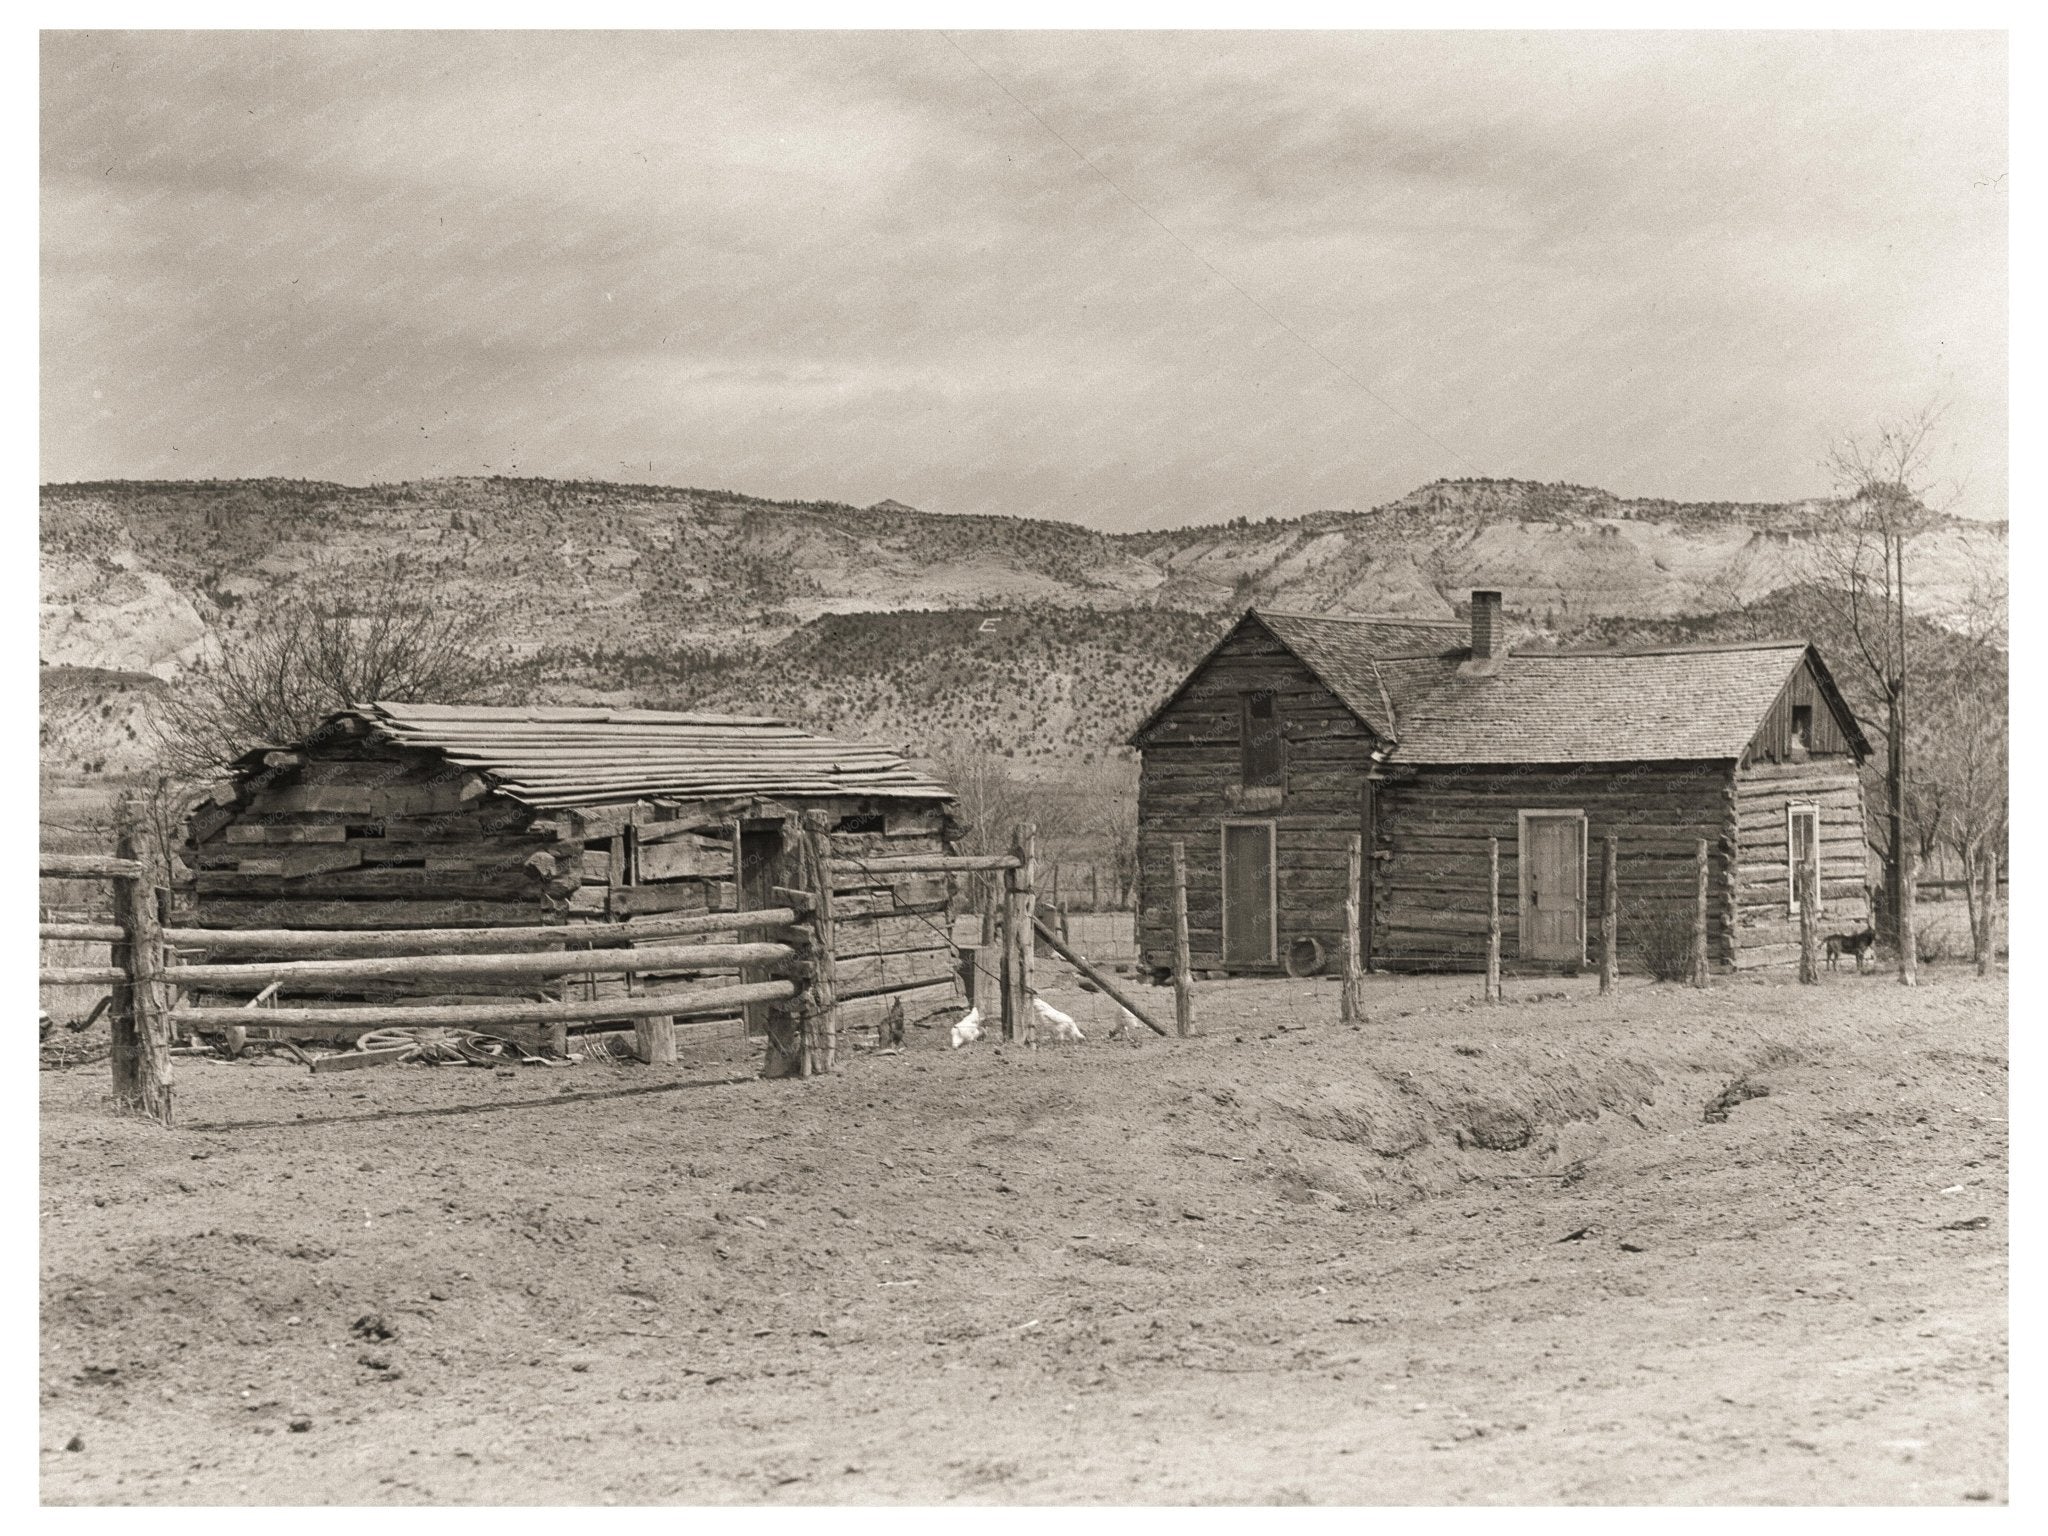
[[1070, 754, 1141, 909], [151, 570, 497, 782], [1804, 407, 1953, 945]]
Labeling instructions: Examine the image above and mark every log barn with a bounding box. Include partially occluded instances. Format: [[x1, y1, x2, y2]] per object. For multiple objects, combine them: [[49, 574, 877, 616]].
[[179, 703, 964, 1051], [1132, 591, 1872, 977]]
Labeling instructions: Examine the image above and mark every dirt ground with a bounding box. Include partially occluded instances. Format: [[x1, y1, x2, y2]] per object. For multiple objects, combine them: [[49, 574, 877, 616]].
[[40, 964, 2007, 1506]]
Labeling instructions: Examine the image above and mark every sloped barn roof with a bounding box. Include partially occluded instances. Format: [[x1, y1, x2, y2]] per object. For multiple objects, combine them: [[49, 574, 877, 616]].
[[238, 702, 952, 809]]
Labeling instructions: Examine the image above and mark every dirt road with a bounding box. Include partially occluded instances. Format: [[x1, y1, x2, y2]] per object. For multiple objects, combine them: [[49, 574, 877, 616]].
[[40, 968, 2006, 1504]]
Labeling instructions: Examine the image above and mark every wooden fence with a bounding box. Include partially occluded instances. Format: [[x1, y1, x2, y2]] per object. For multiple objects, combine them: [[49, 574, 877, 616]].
[[841, 823, 1171, 1045], [40, 805, 1174, 1127]]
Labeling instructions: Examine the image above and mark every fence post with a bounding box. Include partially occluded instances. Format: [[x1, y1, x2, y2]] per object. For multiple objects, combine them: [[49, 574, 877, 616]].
[[1898, 846, 1918, 987], [1599, 835, 1618, 994], [996, 868, 1015, 1041], [1690, 839, 1710, 989], [111, 796, 173, 1124], [1797, 864, 1819, 984], [1342, 833, 1364, 1023], [1009, 824, 1038, 1045], [975, 892, 997, 1012], [802, 812, 840, 1072], [1171, 838, 1193, 1037], [1485, 837, 1501, 1003]]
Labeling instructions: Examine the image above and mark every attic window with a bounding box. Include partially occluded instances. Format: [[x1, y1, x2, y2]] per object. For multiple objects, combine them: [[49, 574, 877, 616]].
[[1791, 704, 1813, 752], [1241, 691, 1284, 789], [836, 813, 885, 834]]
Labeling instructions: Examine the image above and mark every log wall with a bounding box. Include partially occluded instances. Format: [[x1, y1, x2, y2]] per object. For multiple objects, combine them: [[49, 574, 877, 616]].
[[1371, 760, 1739, 973], [184, 737, 961, 1045], [1135, 619, 1378, 973], [1728, 757, 1872, 970]]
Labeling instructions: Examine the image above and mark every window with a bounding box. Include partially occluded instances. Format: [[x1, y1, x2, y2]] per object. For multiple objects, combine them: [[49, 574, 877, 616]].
[[1788, 804, 1819, 914], [1240, 691, 1284, 789], [1790, 704, 1814, 753]]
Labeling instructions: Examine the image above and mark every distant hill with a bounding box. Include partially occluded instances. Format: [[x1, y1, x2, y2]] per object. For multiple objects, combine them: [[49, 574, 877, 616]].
[[37, 474, 2005, 780]]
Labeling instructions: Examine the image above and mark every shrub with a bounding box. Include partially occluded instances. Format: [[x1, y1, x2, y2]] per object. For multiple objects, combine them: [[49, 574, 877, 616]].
[[1625, 900, 1695, 982], [1915, 923, 1953, 966]]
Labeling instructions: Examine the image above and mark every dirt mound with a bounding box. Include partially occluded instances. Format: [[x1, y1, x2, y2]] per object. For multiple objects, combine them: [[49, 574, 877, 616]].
[[1249, 1048, 1661, 1206]]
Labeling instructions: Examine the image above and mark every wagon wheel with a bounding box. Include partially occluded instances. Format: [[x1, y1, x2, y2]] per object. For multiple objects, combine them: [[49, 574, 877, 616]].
[[351, 1028, 427, 1064], [1284, 935, 1327, 978]]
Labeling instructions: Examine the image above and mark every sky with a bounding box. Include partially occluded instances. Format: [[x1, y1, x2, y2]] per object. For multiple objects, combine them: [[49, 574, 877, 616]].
[[39, 29, 2008, 528]]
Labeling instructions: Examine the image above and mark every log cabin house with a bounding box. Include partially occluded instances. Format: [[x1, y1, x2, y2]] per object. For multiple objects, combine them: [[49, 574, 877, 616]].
[[179, 703, 964, 1049], [1132, 592, 1872, 977]]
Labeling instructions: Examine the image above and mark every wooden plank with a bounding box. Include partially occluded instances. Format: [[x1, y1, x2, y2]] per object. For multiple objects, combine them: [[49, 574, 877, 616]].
[[635, 833, 731, 882], [41, 922, 125, 943], [833, 944, 958, 1000], [224, 823, 349, 846], [234, 846, 365, 879], [1031, 915, 1170, 1038], [174, 978, 797, 1031], [609, 882, 712, 918], [884, 807, 946, 838], [830, 853, 1018, 876], [166, 940, 790, 988], [309, 1045, 417, 1074], [252, 782, 489, 817], [41, 965, 128, 985], [41, 853, 146, 880], [183, 898, 545, 930], [833, 911, 954, 959], [196, 867, 532, 899]]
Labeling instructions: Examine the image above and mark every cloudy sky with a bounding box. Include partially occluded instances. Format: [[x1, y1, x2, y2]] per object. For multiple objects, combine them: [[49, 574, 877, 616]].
[[41, 30, 2007, 527]]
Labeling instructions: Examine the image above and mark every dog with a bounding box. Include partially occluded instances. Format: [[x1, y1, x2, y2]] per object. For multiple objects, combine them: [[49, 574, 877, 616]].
[[1823, 929, 1876, 972]]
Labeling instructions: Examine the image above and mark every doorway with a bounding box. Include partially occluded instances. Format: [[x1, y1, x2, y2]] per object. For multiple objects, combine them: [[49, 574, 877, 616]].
[[1221, 820, 1276, 968], [1518, 811, 1586, 962]]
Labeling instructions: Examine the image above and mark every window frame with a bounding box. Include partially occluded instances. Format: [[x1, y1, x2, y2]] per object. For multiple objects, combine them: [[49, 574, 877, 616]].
[[1239, 689, 1286, 791], [1787, 802, 1820, 915]]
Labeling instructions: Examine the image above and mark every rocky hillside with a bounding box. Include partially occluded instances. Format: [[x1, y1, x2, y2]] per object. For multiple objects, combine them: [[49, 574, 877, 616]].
[[38, 475, 2005, 781]]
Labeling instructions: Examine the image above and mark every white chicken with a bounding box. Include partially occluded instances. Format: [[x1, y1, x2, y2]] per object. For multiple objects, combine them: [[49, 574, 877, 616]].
[[949, 1005, 984, 1050], [1108, 1005, 1143, 1042], [1031, 996, 1085, 1043]]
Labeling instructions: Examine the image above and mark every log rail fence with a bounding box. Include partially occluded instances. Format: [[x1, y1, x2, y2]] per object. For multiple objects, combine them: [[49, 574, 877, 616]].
[[42, 814, 1182, 1129]]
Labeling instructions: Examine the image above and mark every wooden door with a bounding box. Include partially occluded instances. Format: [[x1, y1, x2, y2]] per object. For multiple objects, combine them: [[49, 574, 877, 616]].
[[1519, 813, 1584, 961], [1221, 821, 1275, 967]]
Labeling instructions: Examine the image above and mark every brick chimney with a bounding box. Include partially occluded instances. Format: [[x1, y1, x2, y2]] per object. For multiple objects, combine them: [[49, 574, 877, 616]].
[[1470, 590, 1504, 660]]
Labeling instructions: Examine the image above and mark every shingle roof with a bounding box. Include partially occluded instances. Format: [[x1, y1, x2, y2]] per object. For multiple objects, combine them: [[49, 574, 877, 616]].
[[245, 702, 953, 809], [1254, 611, 1464, 737], [1144, 607, 1869, 766], [1382, 643, 1832, 763]]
